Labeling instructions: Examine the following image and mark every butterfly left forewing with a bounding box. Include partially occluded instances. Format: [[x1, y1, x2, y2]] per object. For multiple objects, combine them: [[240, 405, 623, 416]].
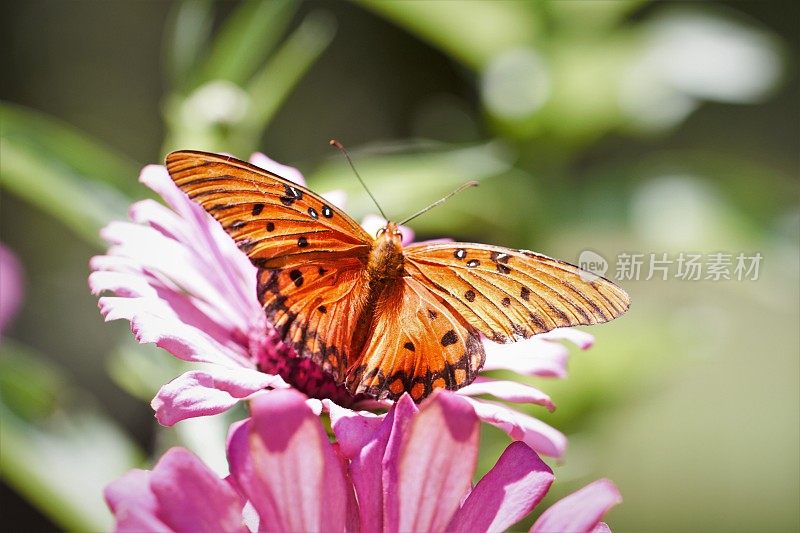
[[404, 243, 629, 343], [166, 150, 376, 381], [166, 151, 372, 269]]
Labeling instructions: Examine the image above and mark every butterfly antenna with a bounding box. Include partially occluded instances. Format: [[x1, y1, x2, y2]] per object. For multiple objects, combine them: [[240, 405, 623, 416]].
[[329, 139, 388, 220], [398, 180, 479, 226]]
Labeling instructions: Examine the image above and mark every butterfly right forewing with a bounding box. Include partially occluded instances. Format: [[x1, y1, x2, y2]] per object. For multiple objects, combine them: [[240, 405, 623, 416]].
[[404, 242, 630, 343]]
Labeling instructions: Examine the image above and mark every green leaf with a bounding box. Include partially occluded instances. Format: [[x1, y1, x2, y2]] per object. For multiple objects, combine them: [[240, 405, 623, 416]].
[[197, 0, 299, 88], [164, 0, 215, 90], [357, 0, 541, 69], [0, 103, 140, 247], [0, 139, 131, 248], [0, 342, 142, 531], [233, 11, 337, 153], [106, 335, 190, 403], [163, 11, 336, 155], [307, 141, 516, 233], [547, 0, 646, 32], [0, 102, 140, 196]]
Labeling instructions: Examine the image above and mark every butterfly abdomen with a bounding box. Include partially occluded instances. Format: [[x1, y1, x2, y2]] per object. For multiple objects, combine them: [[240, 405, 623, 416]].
[[347, 223, 406, 373]]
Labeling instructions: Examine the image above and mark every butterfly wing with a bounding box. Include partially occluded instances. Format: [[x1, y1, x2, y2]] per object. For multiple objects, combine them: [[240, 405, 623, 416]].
[[257, 264, 371, 381], [166, 151, 374, 379], [346, 276, 485, 401], [166, 151, 372, 269], [404, 243, 629, 343]]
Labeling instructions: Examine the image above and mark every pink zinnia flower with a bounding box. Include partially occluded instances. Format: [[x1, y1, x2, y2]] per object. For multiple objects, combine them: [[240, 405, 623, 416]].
[[106, 389, 621, 532], [89, 154, 595, 458], [0, 243, 24, 339]]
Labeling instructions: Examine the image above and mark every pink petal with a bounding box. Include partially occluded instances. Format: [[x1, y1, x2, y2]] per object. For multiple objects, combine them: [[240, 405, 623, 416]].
[[531, 479, 622, 533], [97, 295, 251, 367], [321, 189, 347, 210], [152, 368, 288, 426], [149, 448, 245, 532], [457, 377, 555, 411], [482, 337, 570, 378], [538, 327, 594, 349], [466, 398, 567, 458], [332, 443, 362, 533], [0, 244, 24, 337], [448, 441, 554, 532], [345, 394, 417, 532], [384, 391, 479, 533], [323, 399, 384, 458], [98, 221, 256, 331], [88, 270, 157, 298], [249, 152, 306, 186], [105, 469, 170, 533], [138, 165, 258, 315], [94, 276, 249, 354], [229, 390, 349, 533], [593, 523, 613, 533]]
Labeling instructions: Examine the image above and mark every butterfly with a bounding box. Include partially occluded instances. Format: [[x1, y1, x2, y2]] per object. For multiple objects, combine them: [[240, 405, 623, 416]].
[[166, 150, 630, 402]]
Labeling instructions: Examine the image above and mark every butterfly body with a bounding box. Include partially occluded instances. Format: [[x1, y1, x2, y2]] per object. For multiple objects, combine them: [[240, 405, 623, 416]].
[[351, 222, 405, 365], [166, 150, 630, 402]]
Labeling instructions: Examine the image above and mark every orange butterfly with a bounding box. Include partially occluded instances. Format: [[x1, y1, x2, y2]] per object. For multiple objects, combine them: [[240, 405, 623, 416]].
[[166, 150, 629, 402]]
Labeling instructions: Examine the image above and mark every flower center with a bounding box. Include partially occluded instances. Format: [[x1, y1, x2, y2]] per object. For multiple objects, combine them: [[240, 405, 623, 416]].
[[248, 318, 365, 407]]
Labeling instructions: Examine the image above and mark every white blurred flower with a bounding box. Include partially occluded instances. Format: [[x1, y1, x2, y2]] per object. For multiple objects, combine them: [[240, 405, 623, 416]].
[[621, 8, 783, 131]]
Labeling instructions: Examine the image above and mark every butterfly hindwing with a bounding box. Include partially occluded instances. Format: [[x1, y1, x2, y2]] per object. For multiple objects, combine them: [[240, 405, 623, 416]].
[[347, 277, 485, 401], [166, 151, 372, 269], [257, 262, 370, 381], [404, 243, 630, 342]]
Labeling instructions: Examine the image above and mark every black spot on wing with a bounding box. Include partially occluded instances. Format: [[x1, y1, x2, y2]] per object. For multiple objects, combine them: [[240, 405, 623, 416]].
[[520, 286, 531, 301], [289, 269, 304, 288], [441, 330, 458, 347], [279, 184, 303, 206]]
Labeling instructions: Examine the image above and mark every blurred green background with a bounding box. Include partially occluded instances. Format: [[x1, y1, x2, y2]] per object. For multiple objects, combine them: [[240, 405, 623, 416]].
[[1, 1, 797, 531]]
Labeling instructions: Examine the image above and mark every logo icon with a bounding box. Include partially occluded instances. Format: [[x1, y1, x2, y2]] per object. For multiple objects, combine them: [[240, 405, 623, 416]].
[[577, 250, 608, 282]]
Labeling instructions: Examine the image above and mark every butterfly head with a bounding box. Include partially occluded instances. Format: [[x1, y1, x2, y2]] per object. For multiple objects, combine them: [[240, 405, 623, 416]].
[[368, 222, 405, 281], [375, 221, 404, 244]]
